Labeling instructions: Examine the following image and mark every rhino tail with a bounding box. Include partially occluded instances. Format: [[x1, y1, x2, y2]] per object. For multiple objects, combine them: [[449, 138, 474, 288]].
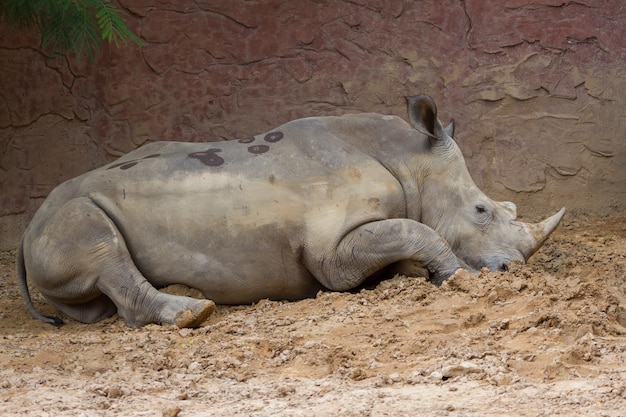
[[16, 241, 63, 326]]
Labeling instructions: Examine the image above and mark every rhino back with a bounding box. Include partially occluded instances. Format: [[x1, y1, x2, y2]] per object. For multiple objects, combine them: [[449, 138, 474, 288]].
[[30, 115, 407, 302]]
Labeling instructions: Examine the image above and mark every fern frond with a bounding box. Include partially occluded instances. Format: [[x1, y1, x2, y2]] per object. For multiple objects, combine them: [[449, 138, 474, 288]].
[[0, 0, 141, 61], [0, 0, 41, 29], [93, 0, 142, 47], [69, 2, 102, 60]]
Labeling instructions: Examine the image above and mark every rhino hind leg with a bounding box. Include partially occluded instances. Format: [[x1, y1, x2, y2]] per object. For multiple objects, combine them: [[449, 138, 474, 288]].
[[26, 197, 214, 328]]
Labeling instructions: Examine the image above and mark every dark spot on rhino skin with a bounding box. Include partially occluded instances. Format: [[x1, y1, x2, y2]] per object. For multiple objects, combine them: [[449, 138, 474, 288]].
[[120, 162, 138, 170], [107, 161, 139, 170], [188, 148, 224, 166], [107, 160, 136, 170], [248, 145, 270, 154], [264, 131, 284, 143], [238, 137, 255, 144], [106, 153, 162, 170]]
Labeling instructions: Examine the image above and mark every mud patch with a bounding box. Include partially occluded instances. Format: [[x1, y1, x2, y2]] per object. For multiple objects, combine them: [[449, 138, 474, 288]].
[[1, 216, 625, 416]]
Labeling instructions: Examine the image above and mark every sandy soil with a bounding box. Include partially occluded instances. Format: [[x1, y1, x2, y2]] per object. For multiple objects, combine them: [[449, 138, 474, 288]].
[[1, 215, 625, 416]]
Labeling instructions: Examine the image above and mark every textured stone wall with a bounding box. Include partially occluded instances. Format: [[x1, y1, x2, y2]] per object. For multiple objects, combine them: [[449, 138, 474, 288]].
[[1, 0, 625, 249]]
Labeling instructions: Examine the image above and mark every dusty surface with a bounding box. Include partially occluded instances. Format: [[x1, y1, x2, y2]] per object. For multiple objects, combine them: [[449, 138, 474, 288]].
[[1, 215, 625, 416]]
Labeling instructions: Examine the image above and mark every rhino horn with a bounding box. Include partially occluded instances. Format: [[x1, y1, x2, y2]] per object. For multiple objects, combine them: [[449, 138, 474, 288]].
[[520, 207, 566, 260]]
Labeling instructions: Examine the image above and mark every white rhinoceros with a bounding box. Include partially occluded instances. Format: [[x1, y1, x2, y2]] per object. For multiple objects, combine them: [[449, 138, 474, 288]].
[[17, 95, 564, 328]]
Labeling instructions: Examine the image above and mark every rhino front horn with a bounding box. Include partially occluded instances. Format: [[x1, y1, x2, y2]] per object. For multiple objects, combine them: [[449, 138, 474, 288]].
[[521, 207, 566, 260]]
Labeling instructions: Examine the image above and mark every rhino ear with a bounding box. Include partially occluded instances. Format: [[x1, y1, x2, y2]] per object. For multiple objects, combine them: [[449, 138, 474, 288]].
[[444, 119, 455, 137], [405, 95, 446, 144]]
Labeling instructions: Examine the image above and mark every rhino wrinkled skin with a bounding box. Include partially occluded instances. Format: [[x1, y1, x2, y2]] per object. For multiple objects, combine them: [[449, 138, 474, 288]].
[[17, 95, 565, 328]]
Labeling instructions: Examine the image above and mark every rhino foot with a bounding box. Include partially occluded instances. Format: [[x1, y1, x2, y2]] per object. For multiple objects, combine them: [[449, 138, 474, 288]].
[[172, 299, 216, 328]]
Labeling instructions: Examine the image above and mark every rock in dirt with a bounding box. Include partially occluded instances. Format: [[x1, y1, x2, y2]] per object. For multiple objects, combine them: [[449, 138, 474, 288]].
[[162, 406, 181, 417], [440, 362, 483, 379]]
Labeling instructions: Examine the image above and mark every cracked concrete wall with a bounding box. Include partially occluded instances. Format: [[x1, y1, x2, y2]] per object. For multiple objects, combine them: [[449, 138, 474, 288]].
[[1, 0, 625, 250]]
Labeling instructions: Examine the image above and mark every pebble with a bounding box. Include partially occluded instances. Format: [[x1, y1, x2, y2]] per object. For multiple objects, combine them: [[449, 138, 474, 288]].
[[162, 406, 182, 417], [440, 362, 483, 379]]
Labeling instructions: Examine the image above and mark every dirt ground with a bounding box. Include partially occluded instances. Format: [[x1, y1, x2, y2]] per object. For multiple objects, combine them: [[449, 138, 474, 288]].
[[1, 214, 625, 416]]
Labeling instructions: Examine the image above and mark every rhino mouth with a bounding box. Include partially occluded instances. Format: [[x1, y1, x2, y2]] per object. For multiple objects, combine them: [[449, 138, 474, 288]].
[[482, 259, 513, 273], [475, 252, 525, 274]]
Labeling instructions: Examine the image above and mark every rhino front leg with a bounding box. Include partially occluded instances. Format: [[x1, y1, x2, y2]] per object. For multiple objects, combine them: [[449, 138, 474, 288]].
[[313, 219, 465, 290], [25, 197, 214, 328]]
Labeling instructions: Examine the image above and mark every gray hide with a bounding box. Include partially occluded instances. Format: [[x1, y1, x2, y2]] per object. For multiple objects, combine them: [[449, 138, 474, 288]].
[[17, 95, 565, 328]]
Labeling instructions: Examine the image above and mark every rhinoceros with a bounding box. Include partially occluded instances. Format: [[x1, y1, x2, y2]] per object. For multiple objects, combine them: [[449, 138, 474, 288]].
[[17, 95, 564, 328]]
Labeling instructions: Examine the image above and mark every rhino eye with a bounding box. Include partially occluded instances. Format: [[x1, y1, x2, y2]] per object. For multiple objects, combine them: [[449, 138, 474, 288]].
[[474, 204, 491, 229]]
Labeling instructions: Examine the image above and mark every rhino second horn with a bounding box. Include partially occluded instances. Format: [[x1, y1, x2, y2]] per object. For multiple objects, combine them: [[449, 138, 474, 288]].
[[521, 207, 566, 260]]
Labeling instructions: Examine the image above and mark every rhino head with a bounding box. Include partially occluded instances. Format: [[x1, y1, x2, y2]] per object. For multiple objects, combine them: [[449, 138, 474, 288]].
[[406, 95, 565, 273]]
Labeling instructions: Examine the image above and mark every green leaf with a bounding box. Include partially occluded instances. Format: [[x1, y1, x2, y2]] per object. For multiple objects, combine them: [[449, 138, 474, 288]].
[[0, 0, 142, 61], [94, 0, 142, 48]]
